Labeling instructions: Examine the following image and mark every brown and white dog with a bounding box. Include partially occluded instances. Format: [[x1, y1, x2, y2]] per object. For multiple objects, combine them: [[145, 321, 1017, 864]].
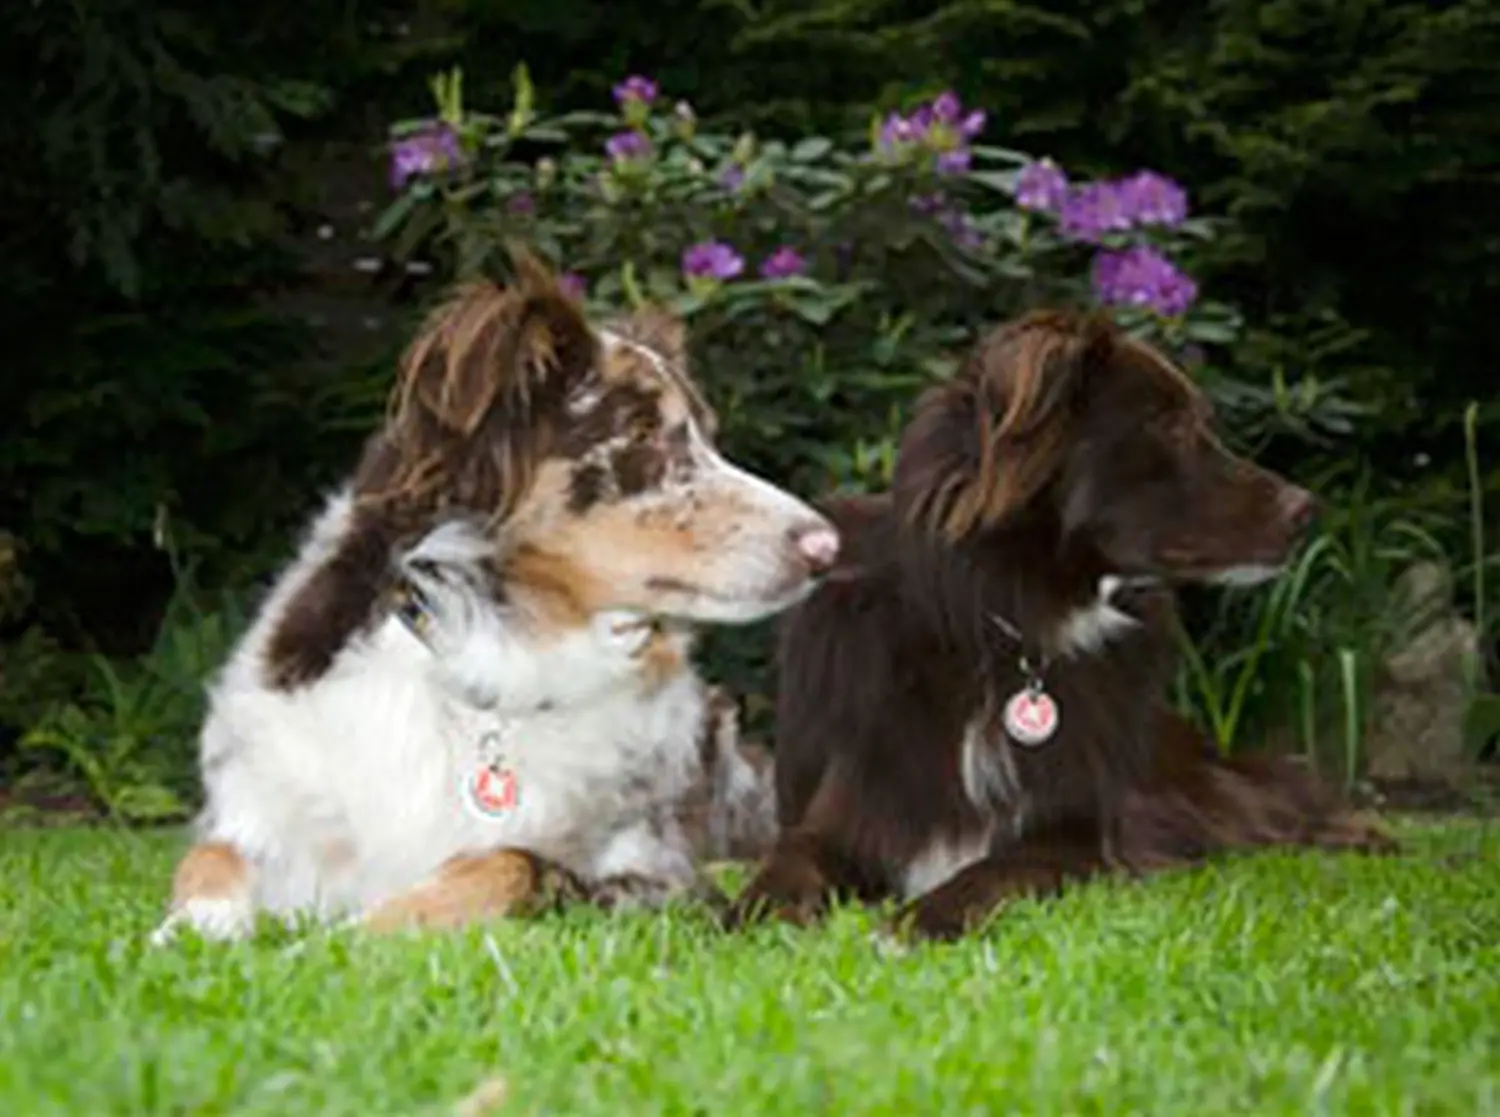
[[151, 259, 830, 942], [726, 309, 1394, 941]]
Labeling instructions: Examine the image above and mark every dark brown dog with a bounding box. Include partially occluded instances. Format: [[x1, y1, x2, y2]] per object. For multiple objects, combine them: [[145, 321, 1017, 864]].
[[727, 309, 1395, 941]]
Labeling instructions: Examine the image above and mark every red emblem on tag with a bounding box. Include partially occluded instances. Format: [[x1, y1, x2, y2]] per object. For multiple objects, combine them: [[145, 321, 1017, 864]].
[[462, 763, 519, 819], [1002, 688, 1059, 747]]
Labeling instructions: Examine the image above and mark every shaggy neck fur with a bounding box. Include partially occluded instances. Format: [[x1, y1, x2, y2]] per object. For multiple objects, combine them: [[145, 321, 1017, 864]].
[[179, 491, 759, 933], [906, 508, 1177, 786]]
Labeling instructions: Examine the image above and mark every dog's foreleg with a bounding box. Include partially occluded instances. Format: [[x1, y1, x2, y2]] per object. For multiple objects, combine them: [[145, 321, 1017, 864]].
[[359, 848, 586, 934], [150, 840, 258, 945], [893, 830, 1105, 942], [722, 828, 866, 930]]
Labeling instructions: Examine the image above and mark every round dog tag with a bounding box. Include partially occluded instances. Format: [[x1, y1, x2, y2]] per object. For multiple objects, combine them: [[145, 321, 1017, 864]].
[[462, 763, 520, 819], [1002, 687, 1059, 747]]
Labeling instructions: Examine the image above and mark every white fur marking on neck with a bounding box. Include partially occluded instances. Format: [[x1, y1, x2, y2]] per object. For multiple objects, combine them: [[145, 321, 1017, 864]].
[[403, 519, 492, 568], [1053, 575, 1140, 657], [1208, 564, 1283, 588], [960, 716, 1022, 815]]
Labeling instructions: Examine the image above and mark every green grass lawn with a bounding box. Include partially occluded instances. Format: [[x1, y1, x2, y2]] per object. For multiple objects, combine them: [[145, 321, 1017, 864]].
[[1, 822, 1497, 1116]]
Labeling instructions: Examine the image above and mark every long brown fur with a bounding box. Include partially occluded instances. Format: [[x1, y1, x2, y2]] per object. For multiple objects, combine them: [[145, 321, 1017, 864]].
[[727, 309, 1395, 941]]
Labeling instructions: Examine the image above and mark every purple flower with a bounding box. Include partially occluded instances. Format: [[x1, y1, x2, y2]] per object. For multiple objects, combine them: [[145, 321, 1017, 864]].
[[389, 124, 462, 190], [931, 92, 962, 122], [1154, 268, 1200, 317], [759, 246, 807, 279], [507, 191, 535, 215], [1091, 245, 1199, 317], [558, 272, 587, 301], [1116, 170, 1189, 227], [1059, 181, 1133, 244], [882, 92, 986, 151], [606, 130, 652, 163], [1057, 170, 1189, 237], [930, 92, 986, 139], [681, 241, 745, 282], [927, 94, 985, 145], [936, 149, 972, 176], [719, 164, 745, 192], [879, 111, 918, 152], [878, 93, 984, 176], [612, 75, 658, 108], [1014, 158, 1069, 213]]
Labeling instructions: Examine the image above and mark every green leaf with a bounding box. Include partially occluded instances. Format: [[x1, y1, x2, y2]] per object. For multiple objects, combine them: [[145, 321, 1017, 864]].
[[967, 144, 1033, 166], [791, 137, 833, 162], [112, 783, 188, 824], [620, 261, 649, 309], [551, 110, 622, 128], [369, 190, 423, 243], [967, 170, 1020, 195], [1186, 319, 1239, 345], [264, 81, 334, 120], [509, 62, 535, 136], [788, 300, 838, 326], [668, 290, 709, 317]]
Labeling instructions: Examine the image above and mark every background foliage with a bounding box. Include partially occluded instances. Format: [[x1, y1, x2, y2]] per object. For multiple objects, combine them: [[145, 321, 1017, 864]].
[[2, 0, 1496, 820]]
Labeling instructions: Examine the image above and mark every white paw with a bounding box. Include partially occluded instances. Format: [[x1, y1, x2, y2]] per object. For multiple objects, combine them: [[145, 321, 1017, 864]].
[[148, 897, 255, 946]]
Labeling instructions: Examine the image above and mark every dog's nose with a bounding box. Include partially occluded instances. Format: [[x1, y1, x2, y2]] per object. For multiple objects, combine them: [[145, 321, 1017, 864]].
[[790, 522, 840, 575], [1279, 485, 1319, 532]]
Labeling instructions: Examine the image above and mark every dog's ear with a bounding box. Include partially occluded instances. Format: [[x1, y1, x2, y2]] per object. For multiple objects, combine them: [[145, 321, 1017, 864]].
[[896, 310, 1114, 540], [603, 304, 719, 435], [364, 254, 601, 522], [395, 255, 598, 436]]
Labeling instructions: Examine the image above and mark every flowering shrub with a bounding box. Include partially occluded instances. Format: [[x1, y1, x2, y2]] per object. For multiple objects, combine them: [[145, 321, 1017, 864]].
[[368, 66, 1281, 716], [376, 66, 1251, 508]]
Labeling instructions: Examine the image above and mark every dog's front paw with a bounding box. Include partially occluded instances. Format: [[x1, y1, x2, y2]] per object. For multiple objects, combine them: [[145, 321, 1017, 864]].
[[722, 880, 827, 931], [890, 888, 1004, 944], [889, 900, 966, 943], [149, 897, 255, 947]]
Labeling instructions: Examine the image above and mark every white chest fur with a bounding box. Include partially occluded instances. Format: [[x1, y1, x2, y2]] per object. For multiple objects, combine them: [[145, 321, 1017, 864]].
[[897, 714, 1029, 901], [200, 626, 707, 918]]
